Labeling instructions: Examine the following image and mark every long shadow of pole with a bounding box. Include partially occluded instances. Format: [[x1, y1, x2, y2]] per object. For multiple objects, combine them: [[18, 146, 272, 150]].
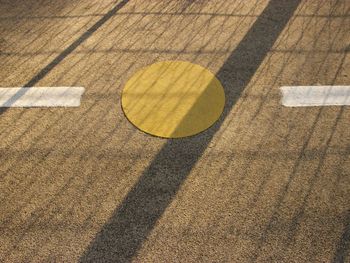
[[0, 0, 130, 111], [80, 0, 301, 262]]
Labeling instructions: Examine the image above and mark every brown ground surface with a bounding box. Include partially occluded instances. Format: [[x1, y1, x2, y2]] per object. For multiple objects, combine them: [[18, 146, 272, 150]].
[[0, 0, 349, 262]]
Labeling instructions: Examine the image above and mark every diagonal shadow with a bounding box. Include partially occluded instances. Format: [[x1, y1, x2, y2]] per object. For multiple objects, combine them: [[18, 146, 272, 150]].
[[333, 210, 350, 263], [0, 0, 130, 111], [80, 0, 302, 262]]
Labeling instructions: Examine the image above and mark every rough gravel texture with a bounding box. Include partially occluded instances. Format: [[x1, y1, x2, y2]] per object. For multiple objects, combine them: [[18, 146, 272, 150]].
[[0, 0, 349, 262]]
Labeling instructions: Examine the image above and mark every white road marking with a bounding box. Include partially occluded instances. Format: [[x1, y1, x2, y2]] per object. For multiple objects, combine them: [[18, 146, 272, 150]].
[[281, 86, 350, 107], [0, 87, 85, 107]]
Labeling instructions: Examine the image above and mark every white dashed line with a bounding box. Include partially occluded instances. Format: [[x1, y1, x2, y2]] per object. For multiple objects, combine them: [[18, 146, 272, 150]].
[[281, 86, 350, 107], [0, 87, 85, 107]]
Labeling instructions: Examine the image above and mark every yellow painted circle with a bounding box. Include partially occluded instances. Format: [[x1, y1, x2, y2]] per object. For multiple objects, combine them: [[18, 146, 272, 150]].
[[121, 61, 225, 138]]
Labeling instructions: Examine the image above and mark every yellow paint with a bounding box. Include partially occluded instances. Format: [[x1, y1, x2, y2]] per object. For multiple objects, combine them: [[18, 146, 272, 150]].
[[121, 61, 225, 138]]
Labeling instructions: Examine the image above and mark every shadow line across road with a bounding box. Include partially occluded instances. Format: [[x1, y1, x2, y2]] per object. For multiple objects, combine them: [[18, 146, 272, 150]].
[[0, 0, 130, 110], [79, 0, 302, 262]]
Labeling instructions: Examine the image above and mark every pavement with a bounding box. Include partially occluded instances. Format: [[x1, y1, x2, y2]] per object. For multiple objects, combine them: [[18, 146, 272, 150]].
[[0, 0, 349, 262]]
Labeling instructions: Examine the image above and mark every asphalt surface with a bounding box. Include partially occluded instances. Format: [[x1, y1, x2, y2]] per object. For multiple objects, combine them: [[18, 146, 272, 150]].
[[0, 0, 349, 262]]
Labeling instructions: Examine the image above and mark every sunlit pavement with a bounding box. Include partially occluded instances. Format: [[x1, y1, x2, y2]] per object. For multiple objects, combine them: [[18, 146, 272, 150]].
[[0, 0, 349, 262]]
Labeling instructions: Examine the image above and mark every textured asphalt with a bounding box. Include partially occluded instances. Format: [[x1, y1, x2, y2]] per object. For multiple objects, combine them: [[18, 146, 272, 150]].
[[0, 0, 349, 262]]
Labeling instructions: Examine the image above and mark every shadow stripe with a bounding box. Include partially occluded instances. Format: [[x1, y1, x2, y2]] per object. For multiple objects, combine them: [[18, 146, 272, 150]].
[[333, 210, 350, 263], [80, 0, 302, 262], [0, 0, 129, 110]]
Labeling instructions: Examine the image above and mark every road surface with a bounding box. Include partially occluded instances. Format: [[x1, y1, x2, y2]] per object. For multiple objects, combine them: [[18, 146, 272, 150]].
[[0, 0, 349, 262]]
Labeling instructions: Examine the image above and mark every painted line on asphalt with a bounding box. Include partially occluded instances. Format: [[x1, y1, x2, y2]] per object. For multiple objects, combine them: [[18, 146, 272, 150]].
[[0, 87, 85, 107], [281, 86, 350, 107]]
